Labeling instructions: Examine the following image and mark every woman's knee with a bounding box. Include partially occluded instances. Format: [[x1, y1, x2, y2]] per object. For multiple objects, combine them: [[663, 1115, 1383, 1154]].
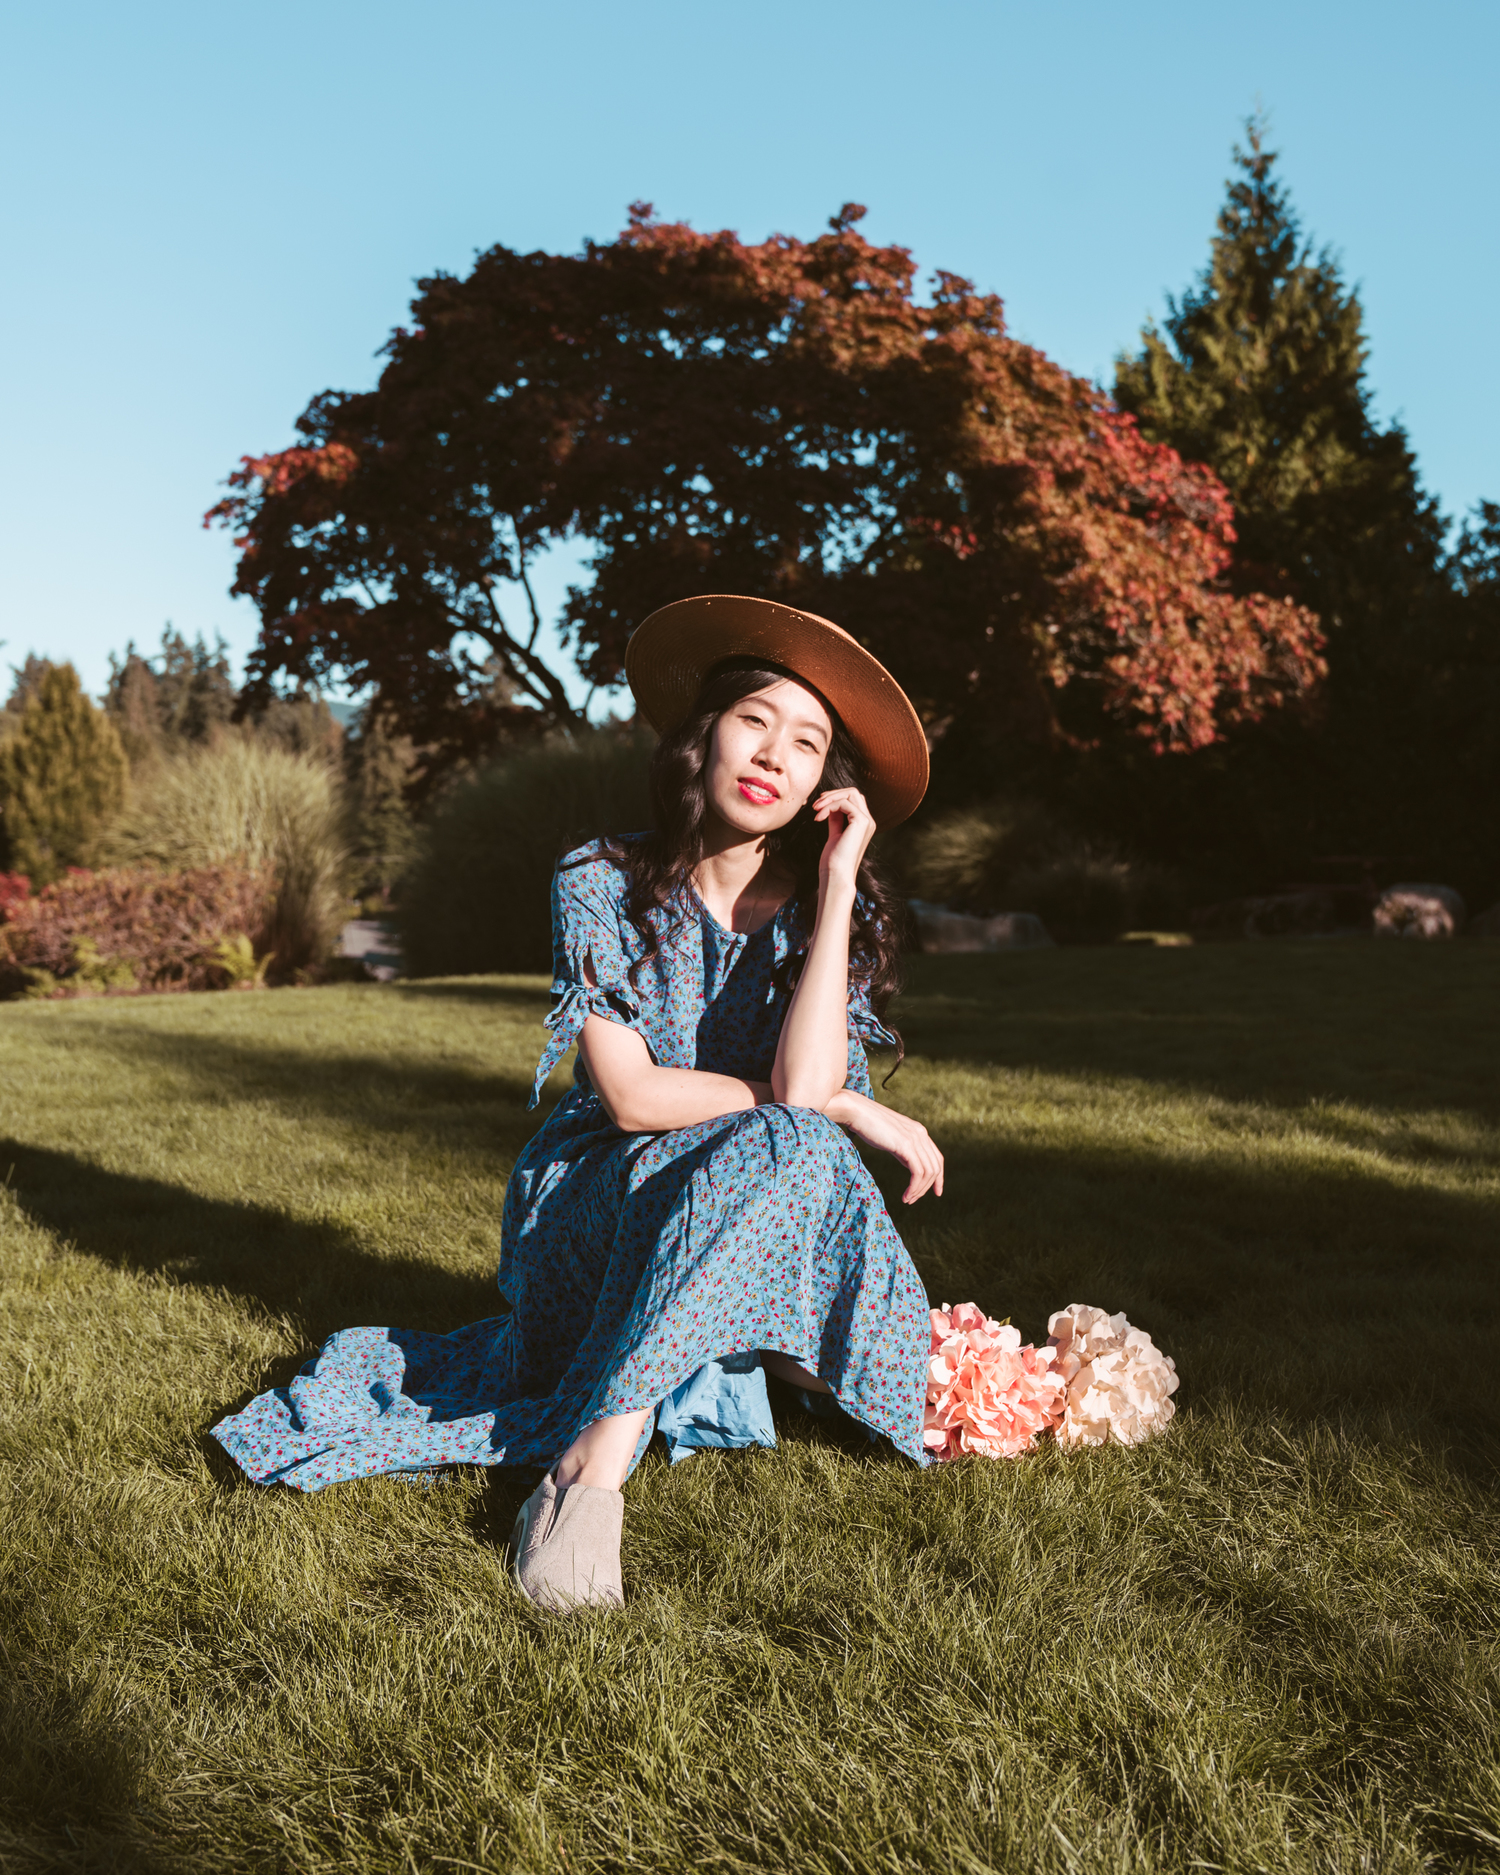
[[759, 1102, 861, 1175]]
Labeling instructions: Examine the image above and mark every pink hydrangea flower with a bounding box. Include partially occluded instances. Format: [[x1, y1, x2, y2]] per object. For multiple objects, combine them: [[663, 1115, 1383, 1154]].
[[923, 1302, 1068, 1461], [1046, 1303, 1180, 1447]]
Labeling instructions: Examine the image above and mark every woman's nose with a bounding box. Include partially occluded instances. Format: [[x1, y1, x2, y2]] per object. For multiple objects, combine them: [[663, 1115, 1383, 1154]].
[[753, 747, 782, 773]]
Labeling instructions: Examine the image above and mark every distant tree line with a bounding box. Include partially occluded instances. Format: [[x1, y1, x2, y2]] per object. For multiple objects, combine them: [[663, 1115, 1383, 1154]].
[[0, 628, 416, 902]]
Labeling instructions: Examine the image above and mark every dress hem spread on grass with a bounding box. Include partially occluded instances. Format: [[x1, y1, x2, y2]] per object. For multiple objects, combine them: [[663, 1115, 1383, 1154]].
[[212, 847, 932, 1490]]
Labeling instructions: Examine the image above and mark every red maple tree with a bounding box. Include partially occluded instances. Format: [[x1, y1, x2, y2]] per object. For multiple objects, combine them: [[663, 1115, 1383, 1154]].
[[209, 205, 1323, 777]]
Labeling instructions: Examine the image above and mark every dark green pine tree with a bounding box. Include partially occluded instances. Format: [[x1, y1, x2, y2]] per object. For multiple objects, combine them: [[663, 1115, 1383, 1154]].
[[345, 708, 418, 904], [1115, 119, 1445, 630], [104, 643, 166, 766], [1430, 503, 1500, 906], [155, 627, 237, 745], [1105, 120, 1490, 893], [0, 663, 130, 882]]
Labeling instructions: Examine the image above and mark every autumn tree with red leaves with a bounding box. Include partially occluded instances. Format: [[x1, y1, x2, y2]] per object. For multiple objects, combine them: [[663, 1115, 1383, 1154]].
[[210, 205, 1322, 784]]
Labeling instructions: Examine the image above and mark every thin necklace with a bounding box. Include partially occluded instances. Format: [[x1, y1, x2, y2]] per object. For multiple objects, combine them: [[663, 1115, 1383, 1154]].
[[737, 866, 786, 933]]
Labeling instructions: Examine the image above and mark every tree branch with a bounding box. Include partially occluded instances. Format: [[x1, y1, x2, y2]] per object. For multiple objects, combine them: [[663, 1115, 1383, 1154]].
[[510, 519, 547, 655], [477, 581, 581, 727]]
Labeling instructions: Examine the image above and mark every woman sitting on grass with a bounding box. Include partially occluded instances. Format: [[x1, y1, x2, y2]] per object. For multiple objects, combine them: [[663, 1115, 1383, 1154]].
[[214, 595, 943, 1609]]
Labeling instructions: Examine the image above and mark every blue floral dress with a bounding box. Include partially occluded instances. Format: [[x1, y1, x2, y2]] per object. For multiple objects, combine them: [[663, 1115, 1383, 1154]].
[[212, 846, 933, 1490]]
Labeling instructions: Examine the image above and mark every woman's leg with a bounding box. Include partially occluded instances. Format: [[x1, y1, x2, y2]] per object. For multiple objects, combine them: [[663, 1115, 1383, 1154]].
[[512, 1406, 650, 1610], [554, 1406, 654, 1491], [552, 1351, 828, 1492], [761, 1351, 833, 1394]]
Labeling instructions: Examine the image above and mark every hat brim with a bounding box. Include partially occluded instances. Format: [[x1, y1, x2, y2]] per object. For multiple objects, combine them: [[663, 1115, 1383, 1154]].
[[625, 595, 930, 829]]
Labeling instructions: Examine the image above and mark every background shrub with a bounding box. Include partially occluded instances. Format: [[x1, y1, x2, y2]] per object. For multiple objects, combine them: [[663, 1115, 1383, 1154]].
[[1007, 850, 1137, 945], [398, 728, 653, 976], [901, 796, 1183, 942], [344, 711, 419, 910], [0, 664, 129, 882], [107, 738, 350, 973], [899, 800, 1066, 915], [0, 864, 275, 999], [0, 873, 29, 921]]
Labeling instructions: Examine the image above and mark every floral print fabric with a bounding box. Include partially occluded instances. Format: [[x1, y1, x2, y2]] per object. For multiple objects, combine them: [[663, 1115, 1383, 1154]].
[[212, 845, 933, 1490]]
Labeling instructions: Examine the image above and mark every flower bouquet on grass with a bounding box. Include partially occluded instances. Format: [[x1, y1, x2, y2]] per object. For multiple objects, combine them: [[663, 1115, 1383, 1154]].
[[923, 1301, 1179, 1462]]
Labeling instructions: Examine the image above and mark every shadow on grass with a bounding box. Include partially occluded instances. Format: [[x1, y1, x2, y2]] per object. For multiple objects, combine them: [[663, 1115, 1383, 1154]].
[[0, 1673, 156, 1868], [392, 977, 552, 1010], [9, 1094, 1499, 1474], [35, 1022, 562, 1162], [877, 1119, 1500, 1477], [0, 1139, 501, 1345], [894, 948, 1500, 1126], [10, 953, 1500, 1479]]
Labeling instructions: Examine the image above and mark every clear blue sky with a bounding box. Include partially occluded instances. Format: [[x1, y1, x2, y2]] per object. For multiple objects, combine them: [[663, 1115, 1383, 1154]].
[[2, 0, 1494, 705]]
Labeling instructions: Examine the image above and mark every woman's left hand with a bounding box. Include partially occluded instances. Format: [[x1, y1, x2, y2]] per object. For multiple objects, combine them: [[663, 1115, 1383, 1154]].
[[813, 786, 877, 899], [826, 1088, 945, 1204]]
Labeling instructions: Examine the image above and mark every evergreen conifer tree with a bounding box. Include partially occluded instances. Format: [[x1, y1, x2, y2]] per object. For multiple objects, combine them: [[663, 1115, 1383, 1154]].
[[104, 643, 166, 765], [1104, 121, 1481, 892], [2, 656, 60, 745], [1115, 119, 1445, 628], [104, 627, 240, 767], [0, 664, 129, 881], [346, 709, 417, 903], [155, 628, 236, 744], [247, 685, 343, 760]]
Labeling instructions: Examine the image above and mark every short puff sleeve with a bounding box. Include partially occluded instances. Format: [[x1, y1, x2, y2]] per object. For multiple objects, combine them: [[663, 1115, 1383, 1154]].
[[529, 851, 646, 1108]]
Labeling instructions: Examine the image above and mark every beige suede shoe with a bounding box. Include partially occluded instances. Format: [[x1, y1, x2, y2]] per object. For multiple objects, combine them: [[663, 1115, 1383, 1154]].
[[510, 1472, 625, 1611]]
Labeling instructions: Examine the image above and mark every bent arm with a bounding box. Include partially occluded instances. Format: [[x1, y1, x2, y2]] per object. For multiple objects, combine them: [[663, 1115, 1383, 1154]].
[[771, 878, 857, 1111], [771, 785, 878, 1112], [578, 1014, 771, 1133]]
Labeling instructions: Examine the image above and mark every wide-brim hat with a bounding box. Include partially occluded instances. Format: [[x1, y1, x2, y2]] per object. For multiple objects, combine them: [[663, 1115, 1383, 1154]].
[[625, 594, 929, 828]]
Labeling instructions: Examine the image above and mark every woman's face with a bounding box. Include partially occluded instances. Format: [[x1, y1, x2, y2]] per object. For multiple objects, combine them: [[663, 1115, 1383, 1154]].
[[702, 678, 833, 838]]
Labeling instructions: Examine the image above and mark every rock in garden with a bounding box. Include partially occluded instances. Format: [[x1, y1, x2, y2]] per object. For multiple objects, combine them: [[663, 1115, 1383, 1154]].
[[337, 918, 404, 980], [909, 899, 1054, 953], [1372, 884, 1466, 940]]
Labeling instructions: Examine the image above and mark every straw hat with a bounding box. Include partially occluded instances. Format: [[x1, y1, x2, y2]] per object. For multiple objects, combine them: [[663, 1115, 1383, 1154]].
[[625, 594, 929, 828]]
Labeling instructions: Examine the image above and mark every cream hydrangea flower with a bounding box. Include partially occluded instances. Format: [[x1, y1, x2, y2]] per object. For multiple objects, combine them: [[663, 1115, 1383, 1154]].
[[1045, 1303, 1179, 1447]]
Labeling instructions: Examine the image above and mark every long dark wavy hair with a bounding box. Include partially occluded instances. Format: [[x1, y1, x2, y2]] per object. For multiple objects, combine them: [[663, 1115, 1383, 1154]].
[[577, 657, 906, 1073]]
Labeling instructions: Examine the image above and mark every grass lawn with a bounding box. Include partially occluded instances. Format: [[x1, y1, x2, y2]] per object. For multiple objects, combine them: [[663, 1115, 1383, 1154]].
[[2, 944, 1497, 1873]]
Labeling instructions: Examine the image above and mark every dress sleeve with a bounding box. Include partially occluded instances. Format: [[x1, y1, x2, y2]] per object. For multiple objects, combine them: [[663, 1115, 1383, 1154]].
[[844, 970, 899, 1100], [529, 852, 646, 1108]]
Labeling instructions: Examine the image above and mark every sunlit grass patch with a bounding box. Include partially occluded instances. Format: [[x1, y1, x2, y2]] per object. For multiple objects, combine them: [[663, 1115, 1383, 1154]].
[[2, 947, 1497, 1872]]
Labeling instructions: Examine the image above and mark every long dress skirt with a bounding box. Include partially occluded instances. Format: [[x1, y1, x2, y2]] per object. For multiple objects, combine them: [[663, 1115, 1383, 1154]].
[[211, 1096, 932, 1491]]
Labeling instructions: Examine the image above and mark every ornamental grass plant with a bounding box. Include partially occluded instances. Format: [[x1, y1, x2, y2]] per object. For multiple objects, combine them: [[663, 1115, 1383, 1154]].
[[107, 735, 351, 974], [899, 799, 1179, 941], [1, 944, 1497, 1873], [901, 798, 1065, 913], [396, 727, 654, 976]]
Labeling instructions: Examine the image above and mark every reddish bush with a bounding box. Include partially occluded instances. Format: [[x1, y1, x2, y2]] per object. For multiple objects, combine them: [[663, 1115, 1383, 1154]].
[[0, 873, 30, 923], [0, 865, 275, 999]]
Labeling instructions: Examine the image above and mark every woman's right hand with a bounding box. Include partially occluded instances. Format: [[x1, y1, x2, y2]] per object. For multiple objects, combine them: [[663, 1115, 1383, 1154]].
[[826, 1087, 944, 1204], [811, 786, 877, 901]]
